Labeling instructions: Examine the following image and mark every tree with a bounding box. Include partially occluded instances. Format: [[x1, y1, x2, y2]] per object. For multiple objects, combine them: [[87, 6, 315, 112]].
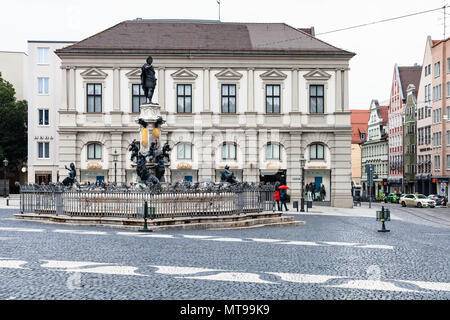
[[0, 72, 28, 174]]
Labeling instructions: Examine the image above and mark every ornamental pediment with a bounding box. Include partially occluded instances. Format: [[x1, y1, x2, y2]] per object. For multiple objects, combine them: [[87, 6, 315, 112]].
[[303, 68, 331, 80], [125, 68, 142, 79], [80, 67, 108, 80], [215, 68, 243, 80], [260, 69, 287, 81], [170, 68, 198, 80]]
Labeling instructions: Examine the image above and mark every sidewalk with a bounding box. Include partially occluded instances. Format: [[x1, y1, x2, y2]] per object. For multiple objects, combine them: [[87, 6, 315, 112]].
[[0, 194, 20, 209]]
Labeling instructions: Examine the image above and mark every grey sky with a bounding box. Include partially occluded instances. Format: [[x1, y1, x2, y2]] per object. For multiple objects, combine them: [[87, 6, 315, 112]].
[[0, 0, 447, 109]]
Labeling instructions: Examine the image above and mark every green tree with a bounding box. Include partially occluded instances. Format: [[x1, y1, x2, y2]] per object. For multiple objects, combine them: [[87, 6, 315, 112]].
[[0, 72, 28, 173]]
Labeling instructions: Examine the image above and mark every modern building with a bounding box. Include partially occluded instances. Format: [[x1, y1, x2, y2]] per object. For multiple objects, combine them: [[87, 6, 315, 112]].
[[387, 64, 421, 193], [416, 36, 435, 195], [350, 109, 370, 191], [26, 41, 76, 184], [0, 51, 27, 100], [53, 19, 355, 207], [361, 100, 389, 198], [430, 38, 450, 198], [403, 84, 417, 194]]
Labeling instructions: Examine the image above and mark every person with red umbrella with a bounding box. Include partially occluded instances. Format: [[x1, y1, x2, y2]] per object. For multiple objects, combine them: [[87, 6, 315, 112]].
[[273, 188, 281, 211], [278, 185, 289, 211]]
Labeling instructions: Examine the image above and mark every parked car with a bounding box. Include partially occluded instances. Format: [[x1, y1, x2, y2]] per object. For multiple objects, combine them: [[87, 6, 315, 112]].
[[428, 194, 448, 206], [400, 194, 436, 208], [384, 193, 400, 203]]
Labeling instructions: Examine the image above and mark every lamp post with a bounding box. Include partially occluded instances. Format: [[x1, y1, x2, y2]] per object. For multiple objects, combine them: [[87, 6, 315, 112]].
[[113, 150, 119, 185], [3, 158, 8, 197], [299, 155, 306, 212]]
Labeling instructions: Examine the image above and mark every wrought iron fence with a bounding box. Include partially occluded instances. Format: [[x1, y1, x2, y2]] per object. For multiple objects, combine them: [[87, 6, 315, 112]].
[[19, 182, 275, 219]]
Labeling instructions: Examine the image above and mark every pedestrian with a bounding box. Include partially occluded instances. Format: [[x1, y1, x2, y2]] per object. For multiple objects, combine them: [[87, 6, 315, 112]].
[[273, 189, 281, 211], [320, 184, 326, 201], [280, 189, 288, 211], [312, 182, 316, 200]]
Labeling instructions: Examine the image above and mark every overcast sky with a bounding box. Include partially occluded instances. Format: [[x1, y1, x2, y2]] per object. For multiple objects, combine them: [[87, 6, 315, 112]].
[[0, 0, 447, 108]]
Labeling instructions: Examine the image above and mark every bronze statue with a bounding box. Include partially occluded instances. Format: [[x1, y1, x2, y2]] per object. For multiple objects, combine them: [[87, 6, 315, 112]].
[[136, 153, 159, 185], [220, 165, 238, 184], [141, 56, 157, 104], [128, 139, 140, 163], [62, 163, 78, 187]]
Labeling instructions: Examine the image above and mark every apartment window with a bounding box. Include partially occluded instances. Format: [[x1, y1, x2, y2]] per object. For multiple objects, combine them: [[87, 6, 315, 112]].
[[221, 84, 236, 113], [309, 85, 324, 113], [447, 155, 450, 169], [132, 84, 146, 113], [222, 143, 237, 160], [433, 85, 442, 101], [433, 132, 442, 147], [37, 47, 49, 64], [447, 131, 450, 146], [266, 143, 280, 160], [434, 61, 440, 77], [447, 82, 450, 97], [266, 85, 280, 114], [177, 84, 192, 113], [435, 155, 441, 170], [38, 142, 50, 159], [177, 143, 192, 160], [447, 106, 450, 120], [310, 143, 324, 160], [433, 108, 442, 124], [38, 109, 49, 126], [38, 77, 49, 94], [87, 143, 102, 160], [448, 58, 450, 73], [87, 83, 102, 112]]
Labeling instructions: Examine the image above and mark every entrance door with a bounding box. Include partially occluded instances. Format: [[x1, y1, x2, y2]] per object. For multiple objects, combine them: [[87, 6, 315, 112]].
[[314, 177, 322, 193], [35, 174, 52, 185]]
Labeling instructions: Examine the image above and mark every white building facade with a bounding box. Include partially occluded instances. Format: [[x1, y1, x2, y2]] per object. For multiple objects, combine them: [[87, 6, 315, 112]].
[[27, 41, 76, 184], [54, 20, 355, 207]]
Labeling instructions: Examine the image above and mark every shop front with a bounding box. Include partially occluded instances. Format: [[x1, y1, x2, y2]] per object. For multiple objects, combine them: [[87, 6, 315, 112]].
[[35, 171, 52, 185], [171, 169, 198, 183], [80, 169, 108, 183], [259, 169, 286, 186], [304, 169, 331, 202], [416, 174, 432, 195], [387, 177, 403, 194]]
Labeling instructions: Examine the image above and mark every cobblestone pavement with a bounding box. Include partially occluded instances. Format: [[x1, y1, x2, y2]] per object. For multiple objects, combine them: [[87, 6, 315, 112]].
[[0, 202, 449, 300]]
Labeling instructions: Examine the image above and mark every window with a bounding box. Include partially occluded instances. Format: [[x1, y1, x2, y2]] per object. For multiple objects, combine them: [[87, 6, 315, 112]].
[[266, 85, 280, 113], [38, 77, 49, 94], [435, 155, 441, 170], [38, 142, 50, 159], [37, 47, 49, 64], [177, 84, 192, 113], [309, 85, 324, 113], [38, 109, 49, 126], [447, 82, 450, 97], [447, 155, 450, 170], [448, 58, 450, 73], [177, 143, 192, 160], [433, 85, 442, 101], [87, 83, 102, 112], [221, 84, 236, 113], [447, 131, 450, 146], [447, 106, 450, 120], [87, 143, 102, 160], [266, 143, 280, 160], [310, 143, 324, 160], [132, 84, 146, 113], [222, 143, 236, 160], [434, 61, 440, 77]]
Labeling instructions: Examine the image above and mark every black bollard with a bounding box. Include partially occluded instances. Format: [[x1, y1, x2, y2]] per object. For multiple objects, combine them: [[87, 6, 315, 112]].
[[378, 206, 390, 233], [139, 200, 153, 232]]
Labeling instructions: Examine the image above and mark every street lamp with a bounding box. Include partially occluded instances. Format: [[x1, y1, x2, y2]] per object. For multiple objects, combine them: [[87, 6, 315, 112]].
[[299, 155, 306, 212], [113, 149, 119, 185], [3, 158, 8, 197]]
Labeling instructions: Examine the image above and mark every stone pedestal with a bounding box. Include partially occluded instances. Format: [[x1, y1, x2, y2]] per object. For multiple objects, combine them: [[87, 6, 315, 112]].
[[136, 103, 161, 154]]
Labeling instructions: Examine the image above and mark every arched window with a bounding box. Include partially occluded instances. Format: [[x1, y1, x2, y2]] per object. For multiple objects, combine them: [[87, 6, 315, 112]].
[[310, 143, 324, 160], [177, 143, 192, 160], [87, 143, 102, 160], [266, 143, 280, 160], [222, 143, 236, 160]]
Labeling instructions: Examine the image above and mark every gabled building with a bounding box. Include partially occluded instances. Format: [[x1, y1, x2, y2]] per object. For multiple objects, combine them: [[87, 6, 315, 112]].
[[350, 109, 370, 190], [403, 84, 417, 193], [361, 100, 389, 198], [416, 36, 434, 195], [387, 64, 421, 193]]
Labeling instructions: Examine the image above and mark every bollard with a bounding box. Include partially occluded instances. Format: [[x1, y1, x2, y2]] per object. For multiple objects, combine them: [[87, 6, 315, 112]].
[[6, 196, 9, 206], [139, 200, 153, 232], [376, 206, 390, 233]]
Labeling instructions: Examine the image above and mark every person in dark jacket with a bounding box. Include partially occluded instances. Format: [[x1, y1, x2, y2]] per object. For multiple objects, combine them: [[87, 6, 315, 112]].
[[279, 189, 288, 211]]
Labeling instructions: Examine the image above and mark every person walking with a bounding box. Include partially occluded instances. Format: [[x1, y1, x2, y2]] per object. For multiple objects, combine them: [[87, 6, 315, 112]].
[[279, 189, 288, 211], [273, 189, 281, 211]]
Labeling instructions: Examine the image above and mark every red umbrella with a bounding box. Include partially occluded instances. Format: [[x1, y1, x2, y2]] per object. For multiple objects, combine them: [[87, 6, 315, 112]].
[[278, 185, 289, 189]]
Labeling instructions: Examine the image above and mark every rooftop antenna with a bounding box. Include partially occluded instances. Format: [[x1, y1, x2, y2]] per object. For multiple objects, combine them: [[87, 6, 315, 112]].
[[217, 0, 221, 21]]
